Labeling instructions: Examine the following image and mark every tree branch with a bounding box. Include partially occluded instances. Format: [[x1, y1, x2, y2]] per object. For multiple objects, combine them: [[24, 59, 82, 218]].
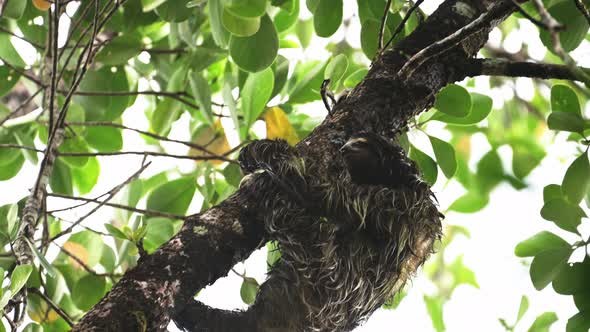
[[465, 58, 589, 81]]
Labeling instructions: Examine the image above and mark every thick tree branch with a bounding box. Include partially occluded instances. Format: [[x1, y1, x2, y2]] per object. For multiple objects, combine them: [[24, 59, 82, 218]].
[[465, 58, 589, 81]]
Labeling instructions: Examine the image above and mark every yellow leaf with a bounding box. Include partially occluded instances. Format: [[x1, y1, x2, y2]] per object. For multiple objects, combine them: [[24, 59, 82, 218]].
[[29, 302, 59, 323], [63, 241, 89, 270], [189, 120, 231, 165], [455, 135, 471, 159], [32, 0, 51, 11], [264, 107, 299, 145]]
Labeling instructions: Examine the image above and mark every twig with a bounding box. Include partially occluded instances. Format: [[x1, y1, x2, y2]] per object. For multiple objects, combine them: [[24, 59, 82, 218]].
[[397, 2, 508, 80], [54, 243, 122, 278], [27, 288, 75, 326], [574, 0, 590, 25], [378, 0, 393, 50], [57, 150, 236, 163], [49, 161, 151, 242], [381, 0, 424, 52], [0, 144, 44, 153], [510, 0, 553, 30], [47, 0, 61, 134], [66, 121, 230, 157], [530, 0, 590, 84], [47, 193, 187, 221], [0, 88, 43, 127]]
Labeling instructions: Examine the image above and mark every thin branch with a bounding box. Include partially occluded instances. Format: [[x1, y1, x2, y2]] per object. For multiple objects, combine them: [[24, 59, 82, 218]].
[[47, 192, 187, 220], [54, 243, 122, 278], [0, 143, 44, 153], [66, 121, 232, 158], [397, 1, 509, 80], [530, 0, 590, 84], [378, 0, 393, 50], [510, 0, 552, 30], [47, 0, 61, 134], [0, 87, 43, 127], [465, 58, 589, 81], [57, 150, 236, 162], [381, 0, 424, 52], [27, 288, 74, 326], [49, 161, 151, 242], [574, 0, 590, 25], [0, 26, 44, 49]]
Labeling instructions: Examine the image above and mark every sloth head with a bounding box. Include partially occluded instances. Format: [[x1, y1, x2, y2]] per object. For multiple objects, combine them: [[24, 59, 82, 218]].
[[340, 136, 382, 185]]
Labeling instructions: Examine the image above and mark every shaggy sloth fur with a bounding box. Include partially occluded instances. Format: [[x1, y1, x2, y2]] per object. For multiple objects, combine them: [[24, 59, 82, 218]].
[[238, 134, 442, 332]]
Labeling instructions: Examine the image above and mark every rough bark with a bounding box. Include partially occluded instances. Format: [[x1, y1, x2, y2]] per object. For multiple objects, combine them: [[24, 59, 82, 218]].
[[73, 0, 518, 330]]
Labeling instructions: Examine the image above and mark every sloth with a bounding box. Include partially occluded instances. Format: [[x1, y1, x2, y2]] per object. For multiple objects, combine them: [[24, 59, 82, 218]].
[[238, 134, 442, 332]]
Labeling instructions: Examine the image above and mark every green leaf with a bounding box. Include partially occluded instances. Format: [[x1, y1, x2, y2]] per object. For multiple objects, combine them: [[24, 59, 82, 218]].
[[547, 112, 585, 133], [343, 68, 368, 88], [562, 152, 590, 204], [552, 263, 588, 295], [85, 126, 123, 152], [222, 8, 261, 36], [224, 0, 267, 18], [241, 67, 274, 129], [449, 191, 489, 213], [141, 0, 166, 11], [449, 255, 479, 290], [14, 131, 38, 164], [24, 238, 56, 277], [295, 18, 314, 48], [240, 277, 259, 304], [266, 241, 281, 270], [566, 311, 590, 332], [0, 66, 20, 97], [230, 14, 278, 72], [313, 0, 343, 37], [72, 275, 106, 311], [429, 136, 457, 178], [274, 0, 299, 32], [541, 198, 585, 233], [155, 0, 193, 22], [360, 19, 389, 59], [10, 264, 32, 295], [60, 136, 90, 168], [528, 312, 558, 332], [432, 93, 493, 125], [270, 55, 289, 99], [72, 157, 100, 195], [409, 145, 437, 185], [146, 177, 196, 216], [0, 289, 11, 312], [434, 84, 471, 118], [324, 54, 349, 85], [95, 33, 143, 65], [424, 295, 445, 332], [515, 231, 570, 257], [383, 290, 407, 310], [104, 224, 130, 241], [209, 0, 231, 48], [288, 61, 326, 104], [476, 149, 503, 194], [3, 0, 27, 19], [5, 204, 17, 240], [189, 71, 214, 126], [540, 0, 589, 52], [575, 291, 590, 311], [0, 33, 26, 68], [530, 248, 572, 290], [543, 184, 562, 202], [511, 139, 545, 179], [517, 296, 529, 324], [552, 84, 581, 115], [222, 163, 243, 187], [143, 217, 175, 253], [68, 231, 105, 267], [49, 159, 73, 196], [75, 67, 131, 121], [0, 153, 24, 181]]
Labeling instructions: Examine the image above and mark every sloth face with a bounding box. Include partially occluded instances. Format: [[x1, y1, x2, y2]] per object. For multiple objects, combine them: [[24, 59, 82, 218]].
[[340, 137, 380, 184]]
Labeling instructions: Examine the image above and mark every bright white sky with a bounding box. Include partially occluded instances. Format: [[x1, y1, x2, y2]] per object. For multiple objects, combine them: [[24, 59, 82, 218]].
[[1, 0, 589, 331]]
